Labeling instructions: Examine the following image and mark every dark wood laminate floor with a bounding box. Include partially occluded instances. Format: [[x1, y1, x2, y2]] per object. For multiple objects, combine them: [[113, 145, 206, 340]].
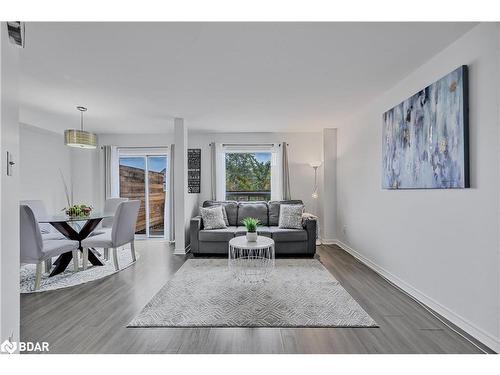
[[21, 242, 488, 354]]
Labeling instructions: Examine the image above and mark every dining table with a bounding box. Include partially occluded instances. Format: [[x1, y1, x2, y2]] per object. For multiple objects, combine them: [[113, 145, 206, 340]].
[[38, 212, 114, 277]]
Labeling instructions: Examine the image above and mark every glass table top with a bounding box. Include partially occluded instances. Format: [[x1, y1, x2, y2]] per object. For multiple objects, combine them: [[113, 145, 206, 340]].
[[38, 211, 114, 223]]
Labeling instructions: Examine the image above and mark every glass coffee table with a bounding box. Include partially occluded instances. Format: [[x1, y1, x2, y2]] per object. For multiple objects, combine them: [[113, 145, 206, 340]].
[[228, 235, 275, 283]]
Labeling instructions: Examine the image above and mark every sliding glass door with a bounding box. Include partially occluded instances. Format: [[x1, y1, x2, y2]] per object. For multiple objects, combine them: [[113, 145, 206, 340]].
[[118, 149, 168, 238]]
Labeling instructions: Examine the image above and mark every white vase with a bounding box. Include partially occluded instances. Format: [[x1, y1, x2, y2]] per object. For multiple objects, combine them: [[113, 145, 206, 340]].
[[246, 232, 258, 242]]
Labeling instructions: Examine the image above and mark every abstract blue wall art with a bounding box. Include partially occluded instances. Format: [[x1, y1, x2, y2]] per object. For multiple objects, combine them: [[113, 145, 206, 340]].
[[382, 66, 469, 189]]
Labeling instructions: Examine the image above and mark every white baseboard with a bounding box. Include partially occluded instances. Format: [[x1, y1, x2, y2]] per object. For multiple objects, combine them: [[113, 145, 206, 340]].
[[173, 244, 191, 255], [330, 239, 499, 353], [320, 238, 337, 245]]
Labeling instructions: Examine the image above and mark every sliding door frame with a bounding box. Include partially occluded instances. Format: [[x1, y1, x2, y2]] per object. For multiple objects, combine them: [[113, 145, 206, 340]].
[[117, 147, 169, 239]]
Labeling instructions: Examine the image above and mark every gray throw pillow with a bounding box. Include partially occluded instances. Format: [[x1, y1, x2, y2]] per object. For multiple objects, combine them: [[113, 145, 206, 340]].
[[278, 204, 304, 229], [200, 206, 227, 230], [210, 205, 229, 226]]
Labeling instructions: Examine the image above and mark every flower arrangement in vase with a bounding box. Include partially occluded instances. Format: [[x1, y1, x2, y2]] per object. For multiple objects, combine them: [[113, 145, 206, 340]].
[[242, 217, 260, 242], [64, 204, 93, 218]]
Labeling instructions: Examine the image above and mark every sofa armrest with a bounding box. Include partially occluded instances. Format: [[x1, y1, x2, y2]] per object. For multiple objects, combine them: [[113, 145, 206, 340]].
[[302, 213, 317, 256], [190, 216, 203, 254]]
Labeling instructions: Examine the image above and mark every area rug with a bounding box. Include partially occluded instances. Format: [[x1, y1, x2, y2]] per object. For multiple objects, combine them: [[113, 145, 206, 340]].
[[128, 258, 377, 328], [20, 245, 138, 293]]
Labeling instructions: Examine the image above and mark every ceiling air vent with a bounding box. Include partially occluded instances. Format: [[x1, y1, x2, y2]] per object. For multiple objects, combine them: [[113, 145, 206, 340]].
[[7, 21, 25, 48]]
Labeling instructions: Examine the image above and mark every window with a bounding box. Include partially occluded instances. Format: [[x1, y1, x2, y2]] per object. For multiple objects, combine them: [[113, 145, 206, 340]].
[[225, 152, 271, 201], [215, 144, 281, 202]]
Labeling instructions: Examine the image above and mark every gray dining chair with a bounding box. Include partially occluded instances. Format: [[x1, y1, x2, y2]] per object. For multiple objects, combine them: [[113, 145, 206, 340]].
[[94, 197, 128, 260], [20, 205, 80, 290], [20, 200, 64, 240], [20, 199, 66, 272], [82, 200, 140, 271], [101, 197, 129, 228]]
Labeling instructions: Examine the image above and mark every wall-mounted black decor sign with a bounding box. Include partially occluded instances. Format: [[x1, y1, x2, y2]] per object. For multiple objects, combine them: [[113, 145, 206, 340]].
[[188, 148, 201, 193]]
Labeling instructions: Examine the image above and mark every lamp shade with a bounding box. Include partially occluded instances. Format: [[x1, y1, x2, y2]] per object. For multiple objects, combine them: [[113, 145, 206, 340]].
[[64, 129, 97, 149]]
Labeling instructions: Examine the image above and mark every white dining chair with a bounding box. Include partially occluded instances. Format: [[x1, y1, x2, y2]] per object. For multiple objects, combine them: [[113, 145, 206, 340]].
[[82, 200, 140, 271], [94, 197, 128, 260], [20, 205, 80, 290], [20, 199, 66, 272], [20, 200, 64, 240], [101, 197, 129, 228]]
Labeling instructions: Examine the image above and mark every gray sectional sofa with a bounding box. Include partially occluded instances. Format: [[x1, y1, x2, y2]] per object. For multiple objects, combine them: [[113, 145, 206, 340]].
[[190, 200, 317, 256]]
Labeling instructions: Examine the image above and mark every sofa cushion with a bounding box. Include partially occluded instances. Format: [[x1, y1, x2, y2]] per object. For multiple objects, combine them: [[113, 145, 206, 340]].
[[268, 200, 304, 226], [235, 226, 273, 238], [237, 202, 269, 226], [199, 227, 237, 242], [200, 206, 227, 230], [256, 226, 273, 238], [203, 201, 238, 226], [269, 227, 307, 242]]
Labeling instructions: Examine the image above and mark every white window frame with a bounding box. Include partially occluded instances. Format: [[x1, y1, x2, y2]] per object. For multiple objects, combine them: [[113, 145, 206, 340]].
[[215, 143, 282, 201]]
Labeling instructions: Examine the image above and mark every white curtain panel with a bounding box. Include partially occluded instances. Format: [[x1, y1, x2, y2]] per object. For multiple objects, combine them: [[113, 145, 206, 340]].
[[270, 144, 283, 201], [103, 145, 119, 200], [215, 143, 226, 201], [210, 142, 217, 200], [281, 142, 291, 200]]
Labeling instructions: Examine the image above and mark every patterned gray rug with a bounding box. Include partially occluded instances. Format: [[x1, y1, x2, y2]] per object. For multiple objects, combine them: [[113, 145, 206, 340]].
[[20, 245, 137, 293], [128, 258, 377, 328]]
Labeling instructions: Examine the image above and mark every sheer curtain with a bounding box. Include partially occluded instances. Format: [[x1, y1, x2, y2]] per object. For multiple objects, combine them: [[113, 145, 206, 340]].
[[210, 142, 226, 201], [210, 142, 217, 200], [281, 142, 291, 200], [102, 145, 118, 201]]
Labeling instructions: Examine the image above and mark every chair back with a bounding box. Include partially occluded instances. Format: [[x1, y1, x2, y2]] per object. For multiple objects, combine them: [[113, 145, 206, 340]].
[[111, 200, 141, 247], [102, 197, 128, 228], [20, 199, 52, 233], [20, 205, 43, 263]]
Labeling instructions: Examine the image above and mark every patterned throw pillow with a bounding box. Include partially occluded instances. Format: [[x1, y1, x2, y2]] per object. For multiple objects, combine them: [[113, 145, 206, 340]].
[[209, 205, 229, 226], [200, 206, 227, 230], [278, 204, 304, 229]]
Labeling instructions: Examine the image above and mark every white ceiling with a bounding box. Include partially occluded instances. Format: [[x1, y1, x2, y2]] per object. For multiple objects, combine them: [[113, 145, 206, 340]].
[[19, 22, 476, 134]]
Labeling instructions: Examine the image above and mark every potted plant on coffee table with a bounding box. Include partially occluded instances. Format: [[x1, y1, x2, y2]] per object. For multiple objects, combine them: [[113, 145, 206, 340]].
[[242, 217, 260, 242]]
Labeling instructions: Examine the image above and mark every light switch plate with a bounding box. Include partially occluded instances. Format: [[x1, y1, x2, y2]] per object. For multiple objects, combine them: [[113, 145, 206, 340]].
[[6, 151, 14, 176]]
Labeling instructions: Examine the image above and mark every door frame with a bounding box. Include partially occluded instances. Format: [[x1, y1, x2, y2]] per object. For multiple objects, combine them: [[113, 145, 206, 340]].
[[117, 147, 169, 239]]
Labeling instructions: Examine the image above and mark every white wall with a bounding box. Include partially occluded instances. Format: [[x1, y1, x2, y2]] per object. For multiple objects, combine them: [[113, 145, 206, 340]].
[[87, 131, 324, 246], [0, 24, 20, 346], [72, 133, 174, 211], [188, 131, 324, 219], [69, 147, 100, 208], [19, 124, 72, 213], [336, 23, 500, 350]]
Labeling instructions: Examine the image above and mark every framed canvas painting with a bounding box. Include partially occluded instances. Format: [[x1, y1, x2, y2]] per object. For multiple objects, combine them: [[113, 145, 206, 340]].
[[382, 65, 469, 189]]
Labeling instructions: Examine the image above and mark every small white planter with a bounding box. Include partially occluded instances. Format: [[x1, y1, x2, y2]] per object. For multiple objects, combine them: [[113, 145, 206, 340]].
[[246, 232, 258, 242]]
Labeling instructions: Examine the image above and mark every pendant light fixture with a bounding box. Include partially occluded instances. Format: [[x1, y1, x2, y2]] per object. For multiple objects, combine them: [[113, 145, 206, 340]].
[[64, 106, 97, 149]]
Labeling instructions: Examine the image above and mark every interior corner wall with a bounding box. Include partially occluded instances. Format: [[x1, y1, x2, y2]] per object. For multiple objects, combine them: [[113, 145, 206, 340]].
[[19, 123, 72, 212], [322, 128, 337, 242], [70, 147, 100, 208], [336, 23, 500, 350], [188, 131, 324, 220]]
